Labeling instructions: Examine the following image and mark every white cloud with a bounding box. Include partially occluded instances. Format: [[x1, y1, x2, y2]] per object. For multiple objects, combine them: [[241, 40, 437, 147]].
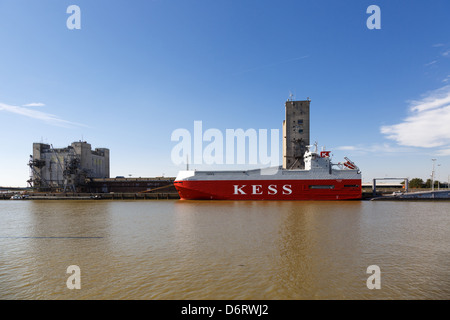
[[409, 85, 450, 112], [22, 102, 45, 107], [380, 85, 450, 149], [335, 143, 415, 155], [436, 148, 450, 156], [0, 102, 86, 127], [424, 60, 437, 67]]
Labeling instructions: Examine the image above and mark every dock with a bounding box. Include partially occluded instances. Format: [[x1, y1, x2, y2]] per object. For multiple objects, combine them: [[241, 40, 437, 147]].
[[370, 190, 450, 201], [1, 192, 180, 200], [3, 189, 449, 201]]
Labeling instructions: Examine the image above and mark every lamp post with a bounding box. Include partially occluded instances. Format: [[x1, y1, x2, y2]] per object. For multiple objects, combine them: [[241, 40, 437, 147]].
[[431, 159, 436, 191], [437, 164, 441, 190]]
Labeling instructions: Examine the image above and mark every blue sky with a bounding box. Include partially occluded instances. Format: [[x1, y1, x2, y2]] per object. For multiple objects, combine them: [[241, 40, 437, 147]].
[[1, 0, 450, 186]]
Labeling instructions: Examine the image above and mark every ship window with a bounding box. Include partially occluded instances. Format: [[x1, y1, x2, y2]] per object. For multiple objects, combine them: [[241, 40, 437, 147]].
[[344, 185, 359, 188], [298, 120, 303, 124], [299, 129, 303, 133], [309, 185, 335, 189]]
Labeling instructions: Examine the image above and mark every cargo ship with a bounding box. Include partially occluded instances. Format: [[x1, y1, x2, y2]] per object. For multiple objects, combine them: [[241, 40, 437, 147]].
[[174, 144, 362, 200]]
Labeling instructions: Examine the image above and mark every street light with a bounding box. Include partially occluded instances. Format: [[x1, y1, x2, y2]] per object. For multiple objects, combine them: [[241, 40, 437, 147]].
[[437, 164, 441, 190], [431, 159, 436, 191]]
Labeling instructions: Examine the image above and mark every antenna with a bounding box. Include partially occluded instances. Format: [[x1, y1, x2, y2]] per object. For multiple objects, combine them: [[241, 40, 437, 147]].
[[288, 91, 294, 101]]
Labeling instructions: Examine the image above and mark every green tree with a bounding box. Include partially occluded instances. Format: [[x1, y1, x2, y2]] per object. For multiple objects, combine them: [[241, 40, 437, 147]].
[[424, 179, 439, 188], [408, 178, 424, 188]]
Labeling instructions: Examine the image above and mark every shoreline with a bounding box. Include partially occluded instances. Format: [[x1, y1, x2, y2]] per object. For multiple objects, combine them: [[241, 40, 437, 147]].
[[2, 191, 450, 201], [1, 192, 180, 200]]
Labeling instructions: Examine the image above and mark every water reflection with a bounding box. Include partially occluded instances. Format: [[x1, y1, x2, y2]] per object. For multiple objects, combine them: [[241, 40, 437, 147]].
[[272, 202, 363, 298], [0, 200, 449, 299]]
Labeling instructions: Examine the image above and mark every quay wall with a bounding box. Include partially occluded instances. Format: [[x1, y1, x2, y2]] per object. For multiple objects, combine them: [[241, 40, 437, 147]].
[[1, 192, 180, 200]]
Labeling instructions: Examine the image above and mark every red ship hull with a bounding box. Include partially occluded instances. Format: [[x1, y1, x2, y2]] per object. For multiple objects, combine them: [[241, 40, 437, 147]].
[[174, 179, 362, 200]]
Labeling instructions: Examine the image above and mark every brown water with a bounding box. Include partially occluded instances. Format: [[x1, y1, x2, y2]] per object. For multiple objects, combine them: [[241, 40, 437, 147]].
[[0, 200, 449, 300]]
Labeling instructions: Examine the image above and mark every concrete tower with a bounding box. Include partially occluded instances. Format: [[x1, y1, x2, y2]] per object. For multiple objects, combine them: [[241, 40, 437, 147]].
[[282, 99, 310, 169]]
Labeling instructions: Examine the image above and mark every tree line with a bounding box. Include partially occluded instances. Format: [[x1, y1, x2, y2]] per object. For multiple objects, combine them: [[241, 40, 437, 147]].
[[407, 178, 449, 189]]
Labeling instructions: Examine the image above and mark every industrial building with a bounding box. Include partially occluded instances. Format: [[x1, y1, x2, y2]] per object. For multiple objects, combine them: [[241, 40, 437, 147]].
[[28, 141, 110, 192], [282, 98, 310, 169], [27, 141, 176, 194]]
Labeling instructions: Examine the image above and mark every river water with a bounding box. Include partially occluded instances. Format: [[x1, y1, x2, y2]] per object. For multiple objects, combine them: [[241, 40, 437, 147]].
[[0, 200, 449, 300]]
